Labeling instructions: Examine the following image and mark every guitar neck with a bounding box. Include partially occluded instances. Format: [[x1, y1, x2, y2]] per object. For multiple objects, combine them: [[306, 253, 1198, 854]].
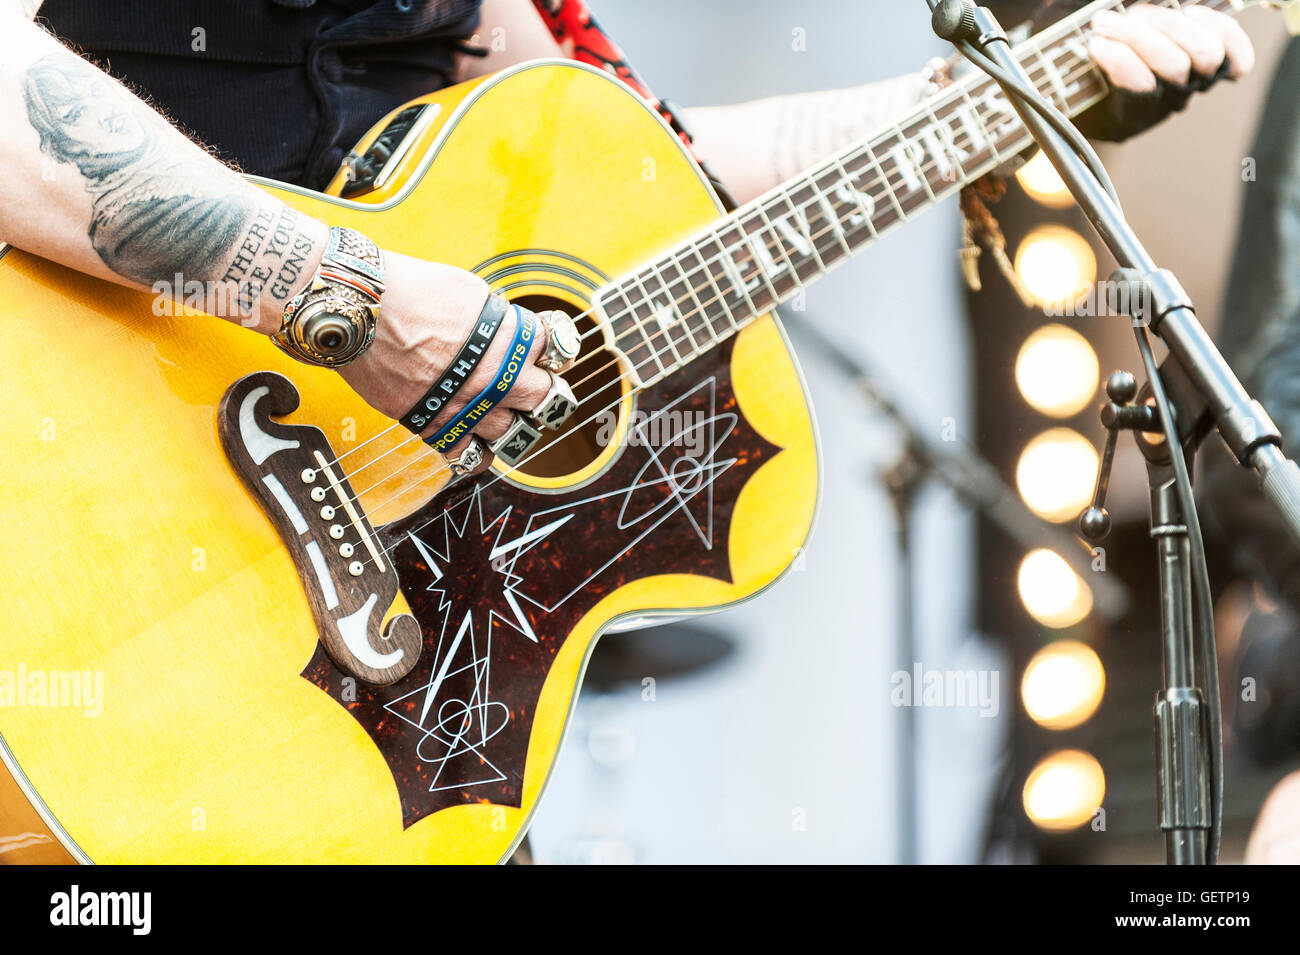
[[598, 0, 1257, 386]]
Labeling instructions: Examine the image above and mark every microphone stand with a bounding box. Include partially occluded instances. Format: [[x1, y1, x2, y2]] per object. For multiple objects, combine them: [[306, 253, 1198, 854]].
[[928, 0, 1300, 863]]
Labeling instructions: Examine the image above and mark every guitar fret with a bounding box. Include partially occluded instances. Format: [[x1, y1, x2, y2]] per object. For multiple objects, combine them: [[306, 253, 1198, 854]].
[[917, 102, 966, 190], [715, 222, 779, 317], [858, 143, 908, 228], [1033, 45, 1070, 109], [828, 155, 881, 245], [745, 205, 803, 300], [635, 267, 696, 365], [810, 168, 858, 258], [594, 0, 1258, 382], [631, 276, 687, 372], [954, 85, 1001, 168], [770, 186, 829, 279], [667, 252, 721, 345], [796, 179, 848, 268], [622, 287, 673, 380], [657, 257, 716, 348], [684, 244, 739, 339], [695, 234, 750, 334], [890, 122, 938, 208]]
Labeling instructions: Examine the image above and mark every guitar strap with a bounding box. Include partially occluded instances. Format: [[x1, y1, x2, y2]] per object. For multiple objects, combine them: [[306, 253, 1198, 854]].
[[528, 0, 738, 211]]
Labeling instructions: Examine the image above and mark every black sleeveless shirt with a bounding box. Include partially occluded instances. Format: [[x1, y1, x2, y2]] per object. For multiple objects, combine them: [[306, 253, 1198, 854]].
[[39, 0, 484, 189]]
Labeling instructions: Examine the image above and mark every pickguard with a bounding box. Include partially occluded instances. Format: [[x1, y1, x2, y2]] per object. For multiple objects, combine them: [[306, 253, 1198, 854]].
[[299, 338, 782, 827]]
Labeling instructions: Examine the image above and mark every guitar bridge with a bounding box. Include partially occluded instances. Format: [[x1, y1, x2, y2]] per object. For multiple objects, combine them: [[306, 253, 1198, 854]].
[[218, 372, 422, 685]]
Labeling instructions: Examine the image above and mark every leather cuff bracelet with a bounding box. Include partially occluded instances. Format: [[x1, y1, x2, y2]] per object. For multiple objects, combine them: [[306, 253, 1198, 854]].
[[400, 294, 510, 433]]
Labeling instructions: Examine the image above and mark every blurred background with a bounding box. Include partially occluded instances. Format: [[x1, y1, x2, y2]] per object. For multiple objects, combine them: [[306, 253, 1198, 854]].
[[527, 0, 1300, 863]]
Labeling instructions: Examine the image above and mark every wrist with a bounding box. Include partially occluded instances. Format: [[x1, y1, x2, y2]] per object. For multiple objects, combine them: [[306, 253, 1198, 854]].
[[248, 214, 331, 336]]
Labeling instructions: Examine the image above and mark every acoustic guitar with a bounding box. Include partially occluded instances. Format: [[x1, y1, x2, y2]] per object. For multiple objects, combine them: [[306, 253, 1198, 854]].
[[0, 0, 1284, 863]]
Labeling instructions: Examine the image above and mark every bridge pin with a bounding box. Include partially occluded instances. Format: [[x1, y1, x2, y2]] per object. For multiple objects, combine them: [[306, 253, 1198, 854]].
[[348, 560, 364, 577]]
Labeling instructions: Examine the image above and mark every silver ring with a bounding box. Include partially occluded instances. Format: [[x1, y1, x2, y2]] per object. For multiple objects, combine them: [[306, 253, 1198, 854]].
[[537, 311, 581, 373], [491, 414, 546, 468], [446, 435, 492, 476], [530, 373, 578, 431]]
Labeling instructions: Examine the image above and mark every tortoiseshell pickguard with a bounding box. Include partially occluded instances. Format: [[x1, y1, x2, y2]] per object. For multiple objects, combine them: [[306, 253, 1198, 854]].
[[301, 338, 781, 828]]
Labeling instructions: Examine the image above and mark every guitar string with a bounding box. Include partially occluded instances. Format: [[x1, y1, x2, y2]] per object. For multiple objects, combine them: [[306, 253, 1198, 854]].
[[321, 0, 1226, 481], [325, 54, 1077, 524], [402, 0, 1238, 519], [319, 43, 1090, 483], [329, 0, 1251, 504], [328, 46, 1092, 503], [323, 51, 1099, 547], [332, 53, 1105, 559], [298, 19, 1118, 547]]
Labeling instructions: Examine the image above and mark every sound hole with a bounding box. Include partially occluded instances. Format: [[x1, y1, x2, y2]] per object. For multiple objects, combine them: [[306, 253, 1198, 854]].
[[507, 294, 625, 479]]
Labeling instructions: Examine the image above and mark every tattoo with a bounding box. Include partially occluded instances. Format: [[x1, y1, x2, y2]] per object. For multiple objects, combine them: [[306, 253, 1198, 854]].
[[22, 53, 319, 317], [217, 204, 316, 314]]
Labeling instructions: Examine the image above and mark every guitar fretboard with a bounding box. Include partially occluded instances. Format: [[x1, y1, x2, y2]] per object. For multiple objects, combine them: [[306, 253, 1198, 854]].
[[596, 0, 1249, 386]]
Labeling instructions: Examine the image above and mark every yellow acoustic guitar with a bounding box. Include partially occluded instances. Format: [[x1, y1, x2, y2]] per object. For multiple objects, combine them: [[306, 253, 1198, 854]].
[[0, 0, 1279, 863]]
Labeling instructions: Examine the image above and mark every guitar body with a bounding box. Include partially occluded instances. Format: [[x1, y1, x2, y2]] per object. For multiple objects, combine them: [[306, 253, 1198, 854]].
[[0, 60, 817, 863]]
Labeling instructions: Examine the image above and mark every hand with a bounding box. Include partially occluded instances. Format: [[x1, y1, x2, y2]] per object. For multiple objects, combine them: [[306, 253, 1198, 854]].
[[338, 251, 554, 449], [1087, 4, 1254, 94], [1031, 1, 1256, 141]]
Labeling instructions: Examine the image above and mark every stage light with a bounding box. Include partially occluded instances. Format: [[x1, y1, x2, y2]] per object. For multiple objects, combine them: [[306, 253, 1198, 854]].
[[1023, 749, 1106, 832], [1016, 150, 1074, 208], [1017, 548, 1093, 629], [1016, 428, 1099, 523], [1015, 324, 1099, 418], [1014, 226, 1097, 310], [1022, 640, 1105, 730]]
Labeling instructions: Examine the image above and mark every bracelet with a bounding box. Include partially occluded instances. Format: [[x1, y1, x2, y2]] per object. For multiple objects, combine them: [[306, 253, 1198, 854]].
[[273, 226, 385, 368], [424, 306, 536, 453], [400, 294, 510, 433]]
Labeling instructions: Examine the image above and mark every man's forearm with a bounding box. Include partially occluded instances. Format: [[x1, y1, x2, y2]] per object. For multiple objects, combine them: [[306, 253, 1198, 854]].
[[683, 73, 929, 204], [0, 12, 326, 333]]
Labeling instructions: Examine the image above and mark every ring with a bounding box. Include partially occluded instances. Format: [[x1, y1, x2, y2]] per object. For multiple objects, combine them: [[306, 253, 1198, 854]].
[[491, 414, 546, 468], [530, 373, 578, 430], [446, 434, 492, 476], [489, 375, 579, 469], [536, 311, 581, 373]]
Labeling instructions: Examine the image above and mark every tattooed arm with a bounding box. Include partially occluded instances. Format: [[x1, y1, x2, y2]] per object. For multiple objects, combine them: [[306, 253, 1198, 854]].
[[0, 13, 329, 331], [0, 13, 552, 441]]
